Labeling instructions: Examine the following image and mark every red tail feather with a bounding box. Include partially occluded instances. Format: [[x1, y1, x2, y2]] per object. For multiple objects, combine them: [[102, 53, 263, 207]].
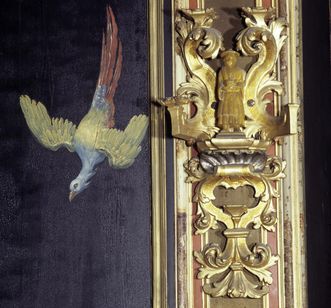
[[97, 6, 122, 128]]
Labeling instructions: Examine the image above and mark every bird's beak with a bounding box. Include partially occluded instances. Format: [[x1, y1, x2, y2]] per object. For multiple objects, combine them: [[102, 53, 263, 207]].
[[69, 191, 77, 202]]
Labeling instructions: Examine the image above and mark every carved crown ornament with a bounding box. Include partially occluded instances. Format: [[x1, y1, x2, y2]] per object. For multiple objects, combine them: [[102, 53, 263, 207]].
[[160, 7, 299, 299]]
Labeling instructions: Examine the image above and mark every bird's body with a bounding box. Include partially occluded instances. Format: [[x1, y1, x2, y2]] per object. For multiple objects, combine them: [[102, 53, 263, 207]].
[[75, 91, 108, 150], [71, 86, 113, 188], [20, 6, 148, 200]]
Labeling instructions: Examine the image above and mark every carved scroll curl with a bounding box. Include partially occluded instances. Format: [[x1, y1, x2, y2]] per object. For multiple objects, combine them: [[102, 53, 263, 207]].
[[160, 9, 225, 141], [237, 7, 298, 138]]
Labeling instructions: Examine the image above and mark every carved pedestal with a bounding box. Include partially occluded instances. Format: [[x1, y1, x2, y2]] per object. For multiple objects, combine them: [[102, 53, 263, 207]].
[[187, 139, 285, 298]]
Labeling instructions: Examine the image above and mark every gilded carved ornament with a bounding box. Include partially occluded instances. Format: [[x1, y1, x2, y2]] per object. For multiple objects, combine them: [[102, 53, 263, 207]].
[[161, 7, 298, 299]]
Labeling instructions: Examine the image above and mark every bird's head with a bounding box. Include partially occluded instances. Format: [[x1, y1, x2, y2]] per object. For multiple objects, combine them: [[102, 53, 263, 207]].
[[69, 177, 91, 202]]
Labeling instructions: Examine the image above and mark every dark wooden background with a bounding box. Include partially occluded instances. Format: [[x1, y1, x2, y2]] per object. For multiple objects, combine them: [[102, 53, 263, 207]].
[[302, 0, 331, 307], [0, 1, 151, 307]]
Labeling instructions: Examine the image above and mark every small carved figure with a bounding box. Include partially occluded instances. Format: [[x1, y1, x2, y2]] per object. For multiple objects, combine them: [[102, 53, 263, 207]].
[[217, 50, 246, 132]]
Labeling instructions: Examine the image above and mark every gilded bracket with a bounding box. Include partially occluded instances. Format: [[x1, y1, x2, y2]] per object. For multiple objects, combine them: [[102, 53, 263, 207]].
[[161, 6, 298, 299]]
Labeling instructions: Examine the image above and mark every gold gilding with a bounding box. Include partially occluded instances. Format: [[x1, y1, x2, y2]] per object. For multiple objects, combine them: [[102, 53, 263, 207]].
[[161, 6, 298, 300], [161, 7, 298, 142]]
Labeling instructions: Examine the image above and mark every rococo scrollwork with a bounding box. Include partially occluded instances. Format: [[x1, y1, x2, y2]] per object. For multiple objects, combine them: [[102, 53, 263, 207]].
[[160, 6, 298, 299]]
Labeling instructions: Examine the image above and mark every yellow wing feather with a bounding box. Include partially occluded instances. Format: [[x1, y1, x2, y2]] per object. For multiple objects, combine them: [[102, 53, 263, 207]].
[[96, 114, 148, 168], [20, 95, 76, 152]]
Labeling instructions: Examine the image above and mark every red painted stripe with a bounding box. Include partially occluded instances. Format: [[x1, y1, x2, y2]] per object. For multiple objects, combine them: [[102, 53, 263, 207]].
[[263, 0, 272, 7], [189, 0, 198, 9]]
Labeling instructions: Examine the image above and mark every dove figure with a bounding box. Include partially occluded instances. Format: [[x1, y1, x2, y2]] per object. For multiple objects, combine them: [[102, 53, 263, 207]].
[[20, 6, 148, 201]]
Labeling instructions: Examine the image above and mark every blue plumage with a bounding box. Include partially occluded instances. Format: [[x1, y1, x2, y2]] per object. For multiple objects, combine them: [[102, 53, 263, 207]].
[[20, 6, 148, 201], [69, 142, 106, 199]]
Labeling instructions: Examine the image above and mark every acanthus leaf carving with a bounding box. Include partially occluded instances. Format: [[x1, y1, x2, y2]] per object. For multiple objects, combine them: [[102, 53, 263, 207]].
[[160, 6, 298, 300], [237, 7, 297, 139], [160, 9, 225, 142]]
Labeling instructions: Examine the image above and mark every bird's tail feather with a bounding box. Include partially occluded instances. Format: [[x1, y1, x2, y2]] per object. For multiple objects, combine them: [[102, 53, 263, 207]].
[[96, 6, 122, 128]]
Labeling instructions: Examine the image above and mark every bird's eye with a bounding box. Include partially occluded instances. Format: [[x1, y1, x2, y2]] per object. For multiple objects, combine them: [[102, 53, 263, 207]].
[[74, 183, 78, 189]]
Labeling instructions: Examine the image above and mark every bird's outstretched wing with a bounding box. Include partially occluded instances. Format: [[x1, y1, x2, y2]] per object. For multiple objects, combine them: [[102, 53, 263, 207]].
[[96, 114, 148, 168], [20, 95, 76, 152], [92, 6, 122, 128]]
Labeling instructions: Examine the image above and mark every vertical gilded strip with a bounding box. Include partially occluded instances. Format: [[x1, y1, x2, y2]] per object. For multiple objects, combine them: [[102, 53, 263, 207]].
[[150, 1, 168, 307], [283, 1, 307, 307]]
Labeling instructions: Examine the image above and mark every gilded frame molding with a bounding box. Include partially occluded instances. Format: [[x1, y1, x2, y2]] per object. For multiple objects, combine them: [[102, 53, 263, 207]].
[[149, 0, 168, 307]]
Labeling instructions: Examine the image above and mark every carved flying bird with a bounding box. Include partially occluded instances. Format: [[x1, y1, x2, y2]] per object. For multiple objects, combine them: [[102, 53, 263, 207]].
[[20, 6, 148, 201]]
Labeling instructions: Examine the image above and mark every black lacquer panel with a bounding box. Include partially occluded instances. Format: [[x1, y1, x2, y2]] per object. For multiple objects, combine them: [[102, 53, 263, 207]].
[[302, 0, 331, 307], [0, 1, 150, 307]]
